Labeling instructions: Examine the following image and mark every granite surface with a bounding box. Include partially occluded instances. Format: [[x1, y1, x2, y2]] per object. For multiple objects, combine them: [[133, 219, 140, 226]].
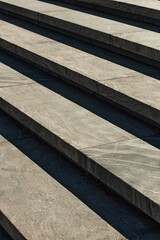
[[62, 0, 160, 10], [0, 0, 160, 67], [1, 52, 160, 145], [0, 60, 54, 88], [1, 2, 160, 237], [0, 17, 160, 127], [1, 106, 160, 240], [58, 0, 160, 25], [0, 81, 160, 224], [0, 83, 136, 149], [0, 226, 13, 240], [0, 136, 126, 240]]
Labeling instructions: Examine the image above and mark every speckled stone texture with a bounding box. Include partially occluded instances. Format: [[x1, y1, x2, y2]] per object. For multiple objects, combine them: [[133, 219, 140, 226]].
[[0, 0, 160, 237], [0, 17, 160, 128], [0, 74, 160, 224], [0, 0, 160, 67], [1, 100, 160, 239], [58, 0, 160, 25], [0, 136, 126, 240]]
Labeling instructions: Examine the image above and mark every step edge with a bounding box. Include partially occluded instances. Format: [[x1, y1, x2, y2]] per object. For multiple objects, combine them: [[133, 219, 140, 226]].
[[0, 97, 160, 225], [1, 39, 160, 129], [1, 2, 160, 68]]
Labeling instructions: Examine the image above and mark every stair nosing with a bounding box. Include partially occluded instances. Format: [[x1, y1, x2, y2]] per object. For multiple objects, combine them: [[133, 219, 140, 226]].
[[0, 82, 160, 224], [1, 38, 160, 129], [0, 0, 160, 68], [0, 136, 125, 240], [58, 0, 160, 25]]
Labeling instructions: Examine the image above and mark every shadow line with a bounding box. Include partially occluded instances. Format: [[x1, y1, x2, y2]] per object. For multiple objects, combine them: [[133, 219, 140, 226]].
[[39, 0, 160, 33], [1, 109, 160, 240], [1, 50, 160, 150], [1, 13, 160, 81]]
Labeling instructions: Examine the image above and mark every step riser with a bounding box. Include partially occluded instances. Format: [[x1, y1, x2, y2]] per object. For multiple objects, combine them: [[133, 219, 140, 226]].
[[59, 0, 160, 26], [1, 39, 160, 129], [1, 3, 160, 69], [1, 97, 160, 225]]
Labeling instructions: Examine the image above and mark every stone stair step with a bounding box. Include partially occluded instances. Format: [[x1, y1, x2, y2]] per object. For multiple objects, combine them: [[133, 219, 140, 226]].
[[1, 104, 160, 240], [0, 65, 160, 224], [57, 0, 160, 26], [1, 52, 160, 147], [0, 135, 126, 240], [0, 0, 160, 67], [0, 17, 160, 128]]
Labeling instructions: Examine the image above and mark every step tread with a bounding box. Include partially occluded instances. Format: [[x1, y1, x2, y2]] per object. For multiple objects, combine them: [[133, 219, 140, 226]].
[[54, 0, 160, 26], [61, 0, 160, 15], [1, 56, 160, 142], [0, 135, 126, 240], [1, 0, 160, 65], [111, 0, 160, 11], [1, 0, 159, 45], [1, 103, 160, 240], [0, 69, 160, 224], [1, 19, 160, 127], [0, 58, 54, 88]]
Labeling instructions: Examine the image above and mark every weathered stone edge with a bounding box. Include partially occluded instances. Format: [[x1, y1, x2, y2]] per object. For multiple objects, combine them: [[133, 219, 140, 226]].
[[0, 97, 160, 225], [59, 0, 160, 25], [0, 39, 160, 128], [0, 1, 160, 68]]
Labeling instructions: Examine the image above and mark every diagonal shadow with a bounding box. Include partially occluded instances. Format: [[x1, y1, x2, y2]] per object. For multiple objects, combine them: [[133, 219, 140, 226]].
[[0, 226, 13, 240], [38, 0, 160, 33], [1, 13, 160, 81], [1, 109, 160, 240], [1, 50, 160, 149]]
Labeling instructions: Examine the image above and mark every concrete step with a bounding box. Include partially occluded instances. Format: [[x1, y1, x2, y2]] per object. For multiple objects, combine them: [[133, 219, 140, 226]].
[[1, 51, 160, 148], [0, 135, 126, 240], [0, 0, 160, 68], [1, 105, 160, 240], [0, 61, 160, 224], [1, 16, 160, 128], [57, 0, 160, 26]]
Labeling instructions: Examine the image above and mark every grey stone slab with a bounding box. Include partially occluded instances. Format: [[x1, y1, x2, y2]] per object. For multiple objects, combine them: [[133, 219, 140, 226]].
[[1, 108, 160, 240], [0, 63, 54, 88], [0, 135, 7, 143], [0, 63, 36, 88], [98, 75, 160, 127], [0, 19, 160, 127], [82, 139, 160, 225], [0, 50, 56, 88], [1, 58, 160, 146], [0, 61, 54, 88], [114, 0, 160, 10], [0, 84, 136, 150], [58, 0, 160, 25], [0, 137, 126, 240], [0, 105, 33, 142], [0, 83, 160, 224], [0, 0, 160, 67]]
